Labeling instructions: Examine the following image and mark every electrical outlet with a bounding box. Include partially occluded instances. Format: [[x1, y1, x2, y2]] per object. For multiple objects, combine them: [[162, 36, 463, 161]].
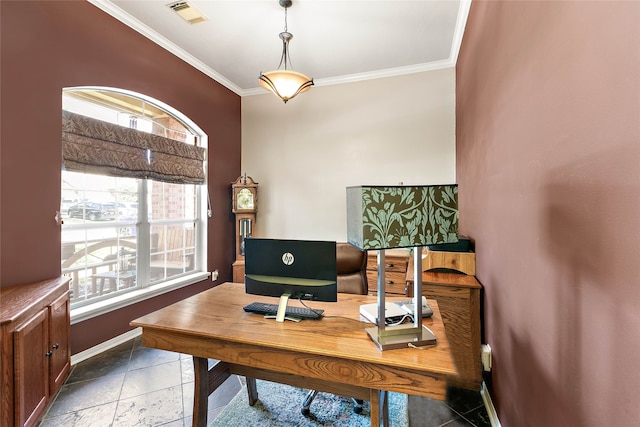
[[481, 344, 492, 372], [211, 269, 219, 281]]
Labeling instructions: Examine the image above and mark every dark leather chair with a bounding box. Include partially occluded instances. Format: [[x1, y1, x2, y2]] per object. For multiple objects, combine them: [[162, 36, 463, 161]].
[[301, 242, 368, 416], [335, 242, 368, 295]]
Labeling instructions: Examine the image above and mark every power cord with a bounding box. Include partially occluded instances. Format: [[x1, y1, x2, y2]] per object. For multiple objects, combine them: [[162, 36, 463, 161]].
[[297, 296, 324, 319], [385, 314, 414, 327]]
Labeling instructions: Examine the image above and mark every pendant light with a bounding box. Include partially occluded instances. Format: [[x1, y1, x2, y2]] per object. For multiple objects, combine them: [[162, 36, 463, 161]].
[[258, 0, 313, 103]]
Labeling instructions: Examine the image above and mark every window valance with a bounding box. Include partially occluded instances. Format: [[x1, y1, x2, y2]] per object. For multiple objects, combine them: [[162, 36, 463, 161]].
[[62, 110, 206, 184]]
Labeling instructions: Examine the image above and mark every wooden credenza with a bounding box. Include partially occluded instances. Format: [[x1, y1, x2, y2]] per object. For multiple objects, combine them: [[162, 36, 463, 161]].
[[367, 248, 482, 389], [1, 277, 71, 427], [406, 256, 483, 390], [366, 249, 411, 295]]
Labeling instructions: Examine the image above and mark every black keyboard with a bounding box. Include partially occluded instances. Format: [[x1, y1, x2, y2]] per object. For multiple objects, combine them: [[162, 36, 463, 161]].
[[243, 302, 324, 320]]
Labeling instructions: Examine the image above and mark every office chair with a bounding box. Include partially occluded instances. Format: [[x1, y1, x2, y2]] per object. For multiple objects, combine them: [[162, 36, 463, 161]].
[[301, 242, 368, 416]]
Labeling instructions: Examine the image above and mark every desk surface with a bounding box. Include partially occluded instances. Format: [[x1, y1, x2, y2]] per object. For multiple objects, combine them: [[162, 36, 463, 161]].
[[132, 282, 456, 395]]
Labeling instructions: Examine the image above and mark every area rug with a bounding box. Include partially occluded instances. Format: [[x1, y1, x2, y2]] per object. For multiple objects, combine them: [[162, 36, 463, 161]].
[[210, 380, 408, 427]]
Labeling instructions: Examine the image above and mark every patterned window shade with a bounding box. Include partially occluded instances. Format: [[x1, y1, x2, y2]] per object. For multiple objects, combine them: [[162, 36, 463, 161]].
[[62, 110, 206, 184]]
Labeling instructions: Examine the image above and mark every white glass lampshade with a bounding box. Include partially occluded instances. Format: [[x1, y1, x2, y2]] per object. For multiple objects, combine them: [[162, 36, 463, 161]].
[[259, 70, 313, 103]]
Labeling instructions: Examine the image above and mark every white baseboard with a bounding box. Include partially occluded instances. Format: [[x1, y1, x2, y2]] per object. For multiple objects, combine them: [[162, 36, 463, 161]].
[[71, 328, 142, 365], [481, 381, 502, 427]]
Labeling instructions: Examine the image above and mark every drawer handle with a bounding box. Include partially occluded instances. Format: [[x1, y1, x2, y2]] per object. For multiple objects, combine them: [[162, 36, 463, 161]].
[[385, 263, 394, 268], [386, 280, 394, 285], [52, 343, 59, 350], [45, 351, 53, 358]]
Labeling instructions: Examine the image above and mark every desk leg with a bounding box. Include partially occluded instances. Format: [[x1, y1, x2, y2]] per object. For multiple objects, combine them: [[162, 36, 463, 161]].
[[380, 390, 389, 427], [246, 377, 258, 405], [192, 357, 208, 427], [369, 390, 389, 427]]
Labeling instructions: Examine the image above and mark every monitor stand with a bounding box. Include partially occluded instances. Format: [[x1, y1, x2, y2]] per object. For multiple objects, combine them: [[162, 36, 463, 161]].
[[276, 292, 292, 322]]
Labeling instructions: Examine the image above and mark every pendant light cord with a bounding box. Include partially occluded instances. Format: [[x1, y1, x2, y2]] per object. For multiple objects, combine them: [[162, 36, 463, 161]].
[[278, 5, 291, 70], [284, 6, 288, 32]]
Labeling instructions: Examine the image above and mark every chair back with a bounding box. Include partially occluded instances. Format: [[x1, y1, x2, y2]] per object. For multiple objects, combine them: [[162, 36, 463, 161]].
[[336, 242, 368, 295]]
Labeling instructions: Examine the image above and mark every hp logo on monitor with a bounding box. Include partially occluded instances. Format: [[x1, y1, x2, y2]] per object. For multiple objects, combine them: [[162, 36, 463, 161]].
[[282, 252, 295, 265]]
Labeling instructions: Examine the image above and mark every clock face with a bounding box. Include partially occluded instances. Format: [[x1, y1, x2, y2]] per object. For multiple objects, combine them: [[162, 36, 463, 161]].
[[237, 188, 254, 210]]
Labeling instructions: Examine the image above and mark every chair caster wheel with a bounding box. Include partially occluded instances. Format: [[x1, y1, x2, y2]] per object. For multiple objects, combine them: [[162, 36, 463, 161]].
[[301, 408, 311, 416], [353, 398, 364, 414]]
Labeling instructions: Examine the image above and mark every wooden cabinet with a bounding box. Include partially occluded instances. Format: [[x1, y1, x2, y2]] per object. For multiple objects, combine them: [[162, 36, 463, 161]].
[[48, 292, 71, 396], [1, 277, 71, 427], [366, 249, 410, 295], [422, 272, 482, 390], [368, 248, 482, 390], [406, 257, 482, 390]]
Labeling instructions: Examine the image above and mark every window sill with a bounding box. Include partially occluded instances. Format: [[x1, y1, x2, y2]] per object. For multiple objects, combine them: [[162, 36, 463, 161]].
[[70, 272, 211, 324]]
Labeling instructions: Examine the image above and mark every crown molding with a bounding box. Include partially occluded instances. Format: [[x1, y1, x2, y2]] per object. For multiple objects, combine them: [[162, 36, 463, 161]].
[[451, 0, 472, 63], [88, 0, 244, 95], [241, 60, 455, 97], [89, 0, 471, 98]]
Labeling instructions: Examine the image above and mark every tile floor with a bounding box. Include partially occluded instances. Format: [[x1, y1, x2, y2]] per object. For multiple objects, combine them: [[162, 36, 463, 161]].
[[38, 336, 492, 427]]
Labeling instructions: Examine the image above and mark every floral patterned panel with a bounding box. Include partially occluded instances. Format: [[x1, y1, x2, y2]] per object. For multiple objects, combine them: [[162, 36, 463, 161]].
[[347, 185, 458, 250]]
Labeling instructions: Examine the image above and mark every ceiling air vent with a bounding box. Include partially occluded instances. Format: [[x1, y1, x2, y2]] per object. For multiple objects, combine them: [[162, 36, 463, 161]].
[[167, 1, 207, 25]]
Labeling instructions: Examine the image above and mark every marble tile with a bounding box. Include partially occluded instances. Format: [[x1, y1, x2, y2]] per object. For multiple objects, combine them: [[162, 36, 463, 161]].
[[181, 374, 242, 419], [408, 395, 467, 427], [209, 376, 242, 410], [45, 338, 491, 427], [39, 401, 118, 427], [44, 373, 125, 417], [120, 360, 183, 400], [445, 387, 486, 415], [66, 348, 131, 383], [182, 382, 194, 417], [180, 357, 195, 384], [127, 346, 181, 371], [113, 384, 184, 426], [132, 335, 144, 350], [157, 419, 186, 427], [440, 418, 477, 427], [459, 406, 492, 427], [110, 339, 137, 353]]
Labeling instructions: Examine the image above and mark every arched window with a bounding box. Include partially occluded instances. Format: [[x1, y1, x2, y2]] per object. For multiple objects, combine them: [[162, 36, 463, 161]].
[[61, 88, 208, 316]]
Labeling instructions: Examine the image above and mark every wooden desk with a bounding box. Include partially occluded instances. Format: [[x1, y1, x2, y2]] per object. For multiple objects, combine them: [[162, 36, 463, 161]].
[[131, 282, 457, 427]]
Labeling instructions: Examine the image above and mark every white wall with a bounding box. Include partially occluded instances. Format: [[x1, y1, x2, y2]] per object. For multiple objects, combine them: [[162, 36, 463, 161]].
[[241, 68, 456, 241]]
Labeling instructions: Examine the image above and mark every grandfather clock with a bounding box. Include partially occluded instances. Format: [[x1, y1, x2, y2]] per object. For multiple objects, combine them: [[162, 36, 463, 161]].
[[231, 174, 258, 282]]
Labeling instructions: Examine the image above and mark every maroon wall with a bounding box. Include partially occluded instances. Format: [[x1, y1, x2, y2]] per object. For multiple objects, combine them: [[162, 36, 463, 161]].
[[457, 1, 639, 426], [0, 1, 240, 353]]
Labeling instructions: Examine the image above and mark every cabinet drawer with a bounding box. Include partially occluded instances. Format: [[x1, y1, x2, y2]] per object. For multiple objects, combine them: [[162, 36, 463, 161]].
[[366, 271, 408, 295], [366, 250, 410, 296], [366, 257, 408, 273]]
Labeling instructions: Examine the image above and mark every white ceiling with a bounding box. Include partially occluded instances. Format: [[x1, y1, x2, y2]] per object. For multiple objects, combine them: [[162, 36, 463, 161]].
[[90, 0, 471, 96]]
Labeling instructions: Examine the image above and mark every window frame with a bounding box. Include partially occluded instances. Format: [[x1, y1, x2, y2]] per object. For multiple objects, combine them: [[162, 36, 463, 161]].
[[61, 87, 209, 324]]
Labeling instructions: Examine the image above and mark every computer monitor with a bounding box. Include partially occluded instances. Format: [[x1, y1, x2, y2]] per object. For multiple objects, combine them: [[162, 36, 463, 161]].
[[244, 238, 337, 320]]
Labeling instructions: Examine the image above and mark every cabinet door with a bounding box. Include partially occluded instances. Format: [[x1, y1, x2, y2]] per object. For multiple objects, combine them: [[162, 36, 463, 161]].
[[49, 292, 71, 397], [14, 308, 49, 427]]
